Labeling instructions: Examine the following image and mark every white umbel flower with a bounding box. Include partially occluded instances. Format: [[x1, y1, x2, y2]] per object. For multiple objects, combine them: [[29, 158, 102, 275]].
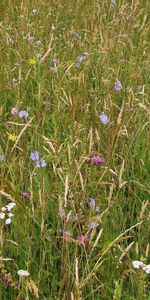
[[0, 213, 5, 219], [143, 264, 150, 274], [6, 202, 16, 211], [5, 218, 12, 225], [17, 270, 30, 276], [132, 260, 145, 269], [8, 213, 14, 218], [1, 207, 6, 212]]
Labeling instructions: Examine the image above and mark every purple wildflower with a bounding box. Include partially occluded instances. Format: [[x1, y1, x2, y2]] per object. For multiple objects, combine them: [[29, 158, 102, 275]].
[[50, 66, 57, 72], [22, 192, 30, 198], [60, 229, 71, 237], [95, 206, 99, 212], [53, 58, 59, 65], [36, 40, 41, 46], [77, 55, 86, 63], [36, 159, 46, 168], [89, 198, 96, 210], [100, 112, 109, 124], [19, 110, 28, 118], [114, 80, 122, 91], [30, 151, 40, 161], [11, 108, 18, 115], [77, 235, 89, 244], [90, 156, 104, 165], [88, 221, 99, 230]]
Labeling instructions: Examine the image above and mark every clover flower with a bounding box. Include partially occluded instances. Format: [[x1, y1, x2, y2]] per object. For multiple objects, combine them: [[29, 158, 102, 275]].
[[90, 156, 104, 165], [77, 235, 89, 244], [17, 270, 30, 276], [53, 58, 59, 65], [50, 66, 57, 72], [22, 192, 30, 198], [114, 80, 122, 91], [11, 108, 18, 115], [100, 112, 109, 124]]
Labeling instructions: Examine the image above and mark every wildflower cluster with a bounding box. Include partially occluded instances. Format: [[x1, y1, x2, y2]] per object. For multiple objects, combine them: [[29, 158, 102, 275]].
[[132, 260, 150, 274], [30, 151, 46, 168], [0, 202, 16, 225], [11, 108, 29, 118]]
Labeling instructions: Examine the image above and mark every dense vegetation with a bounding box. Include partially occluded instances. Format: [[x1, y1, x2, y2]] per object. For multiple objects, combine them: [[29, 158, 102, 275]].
[[0, 0, 150, 299]]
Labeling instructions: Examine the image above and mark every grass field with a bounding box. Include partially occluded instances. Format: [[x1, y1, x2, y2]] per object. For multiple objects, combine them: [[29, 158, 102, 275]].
[[0, 0, 150, 299]]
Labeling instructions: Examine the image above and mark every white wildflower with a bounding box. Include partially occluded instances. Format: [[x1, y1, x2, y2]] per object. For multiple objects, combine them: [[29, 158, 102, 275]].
[[1, 207, 6, 212], [132, 260, 145, 269], [17, 270, 30, 276], [5, 218, 12, 225], [6, 202, 16, 211], [142, 264, 150, 274], [8, 213, 14, 218], [0, 213, 5, 219]]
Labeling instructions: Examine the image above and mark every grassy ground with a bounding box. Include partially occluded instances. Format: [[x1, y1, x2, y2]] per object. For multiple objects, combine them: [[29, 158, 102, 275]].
[[0, 0, 150, 299]]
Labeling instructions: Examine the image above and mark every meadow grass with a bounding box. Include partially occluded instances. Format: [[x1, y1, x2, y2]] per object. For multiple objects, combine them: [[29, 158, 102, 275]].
[[0, 0, 150, 299]]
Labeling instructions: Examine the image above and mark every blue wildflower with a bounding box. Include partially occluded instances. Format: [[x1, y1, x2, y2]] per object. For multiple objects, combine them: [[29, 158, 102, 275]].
[[114, 81, 122, 91], [77, 55, 86, 62], [30, 151, 40, 161], [19, 110, 28, 118], [100, 112, 109, 124], [36, 159, 46, 168], [89, 198, 96, 210], [88, 221, 99, 230]]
